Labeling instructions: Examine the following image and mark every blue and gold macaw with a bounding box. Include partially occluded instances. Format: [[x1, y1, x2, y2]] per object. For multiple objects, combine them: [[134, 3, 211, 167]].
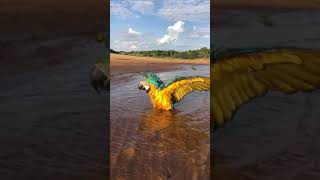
[[138, 72, 210, 111], [139, 49, 320, 129]]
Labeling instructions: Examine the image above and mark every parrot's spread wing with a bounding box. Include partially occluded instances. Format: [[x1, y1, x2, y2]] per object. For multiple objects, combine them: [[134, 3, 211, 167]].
[[212, 49, 320, 128], [161, 77, 210, 103]]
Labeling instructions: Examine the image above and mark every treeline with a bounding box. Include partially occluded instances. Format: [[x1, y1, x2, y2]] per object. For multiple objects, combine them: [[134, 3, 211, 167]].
[[110, 47, 210, 59]]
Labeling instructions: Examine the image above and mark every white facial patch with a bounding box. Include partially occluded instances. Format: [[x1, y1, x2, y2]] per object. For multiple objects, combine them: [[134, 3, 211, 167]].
[[139, 81, 150, 91]]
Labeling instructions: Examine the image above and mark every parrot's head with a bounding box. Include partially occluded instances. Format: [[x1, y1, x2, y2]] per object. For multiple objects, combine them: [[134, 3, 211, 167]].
[[138, 72, 165, 93]]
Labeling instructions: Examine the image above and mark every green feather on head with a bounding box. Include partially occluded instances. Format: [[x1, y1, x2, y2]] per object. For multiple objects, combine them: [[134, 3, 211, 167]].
[[142, 72, 165, 89]]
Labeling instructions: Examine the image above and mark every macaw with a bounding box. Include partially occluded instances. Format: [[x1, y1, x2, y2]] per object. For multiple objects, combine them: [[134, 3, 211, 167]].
[[138, 72, 210, 111], [139, 49, 320, 130]]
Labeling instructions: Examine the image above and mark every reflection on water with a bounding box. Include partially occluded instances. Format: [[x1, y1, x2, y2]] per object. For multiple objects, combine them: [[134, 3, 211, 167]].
[[139, 110, 207, 152], [110, 65, 210, 179]]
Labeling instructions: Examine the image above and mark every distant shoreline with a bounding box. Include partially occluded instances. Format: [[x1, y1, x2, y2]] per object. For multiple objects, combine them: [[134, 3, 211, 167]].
[[112, 47, 210, 60], [110, 53, 209, 64], [110, 53, 209, 82]]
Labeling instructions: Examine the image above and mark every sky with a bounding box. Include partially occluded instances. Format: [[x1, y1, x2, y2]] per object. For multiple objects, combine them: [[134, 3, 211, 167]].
[[110, 0, 210, 51]]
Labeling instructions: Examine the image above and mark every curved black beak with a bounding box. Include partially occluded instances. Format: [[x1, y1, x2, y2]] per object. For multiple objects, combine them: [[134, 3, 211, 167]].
[[138, 84, 145, 90]]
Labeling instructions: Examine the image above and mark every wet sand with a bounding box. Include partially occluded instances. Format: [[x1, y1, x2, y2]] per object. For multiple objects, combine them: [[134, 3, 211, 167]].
[[110, 55, 210, 179], [110, 54, 209, 73], [214, 7, 320, 180]]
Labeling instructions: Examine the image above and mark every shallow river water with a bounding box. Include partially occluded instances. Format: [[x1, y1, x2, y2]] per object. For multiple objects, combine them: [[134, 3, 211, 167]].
[[110, 65, 210, 179]]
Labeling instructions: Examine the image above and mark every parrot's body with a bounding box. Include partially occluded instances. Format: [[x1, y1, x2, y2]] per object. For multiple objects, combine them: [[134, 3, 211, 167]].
[[138, 72, 210, 110], [138, 49, 320, 128], [89, 47, 320, 128]]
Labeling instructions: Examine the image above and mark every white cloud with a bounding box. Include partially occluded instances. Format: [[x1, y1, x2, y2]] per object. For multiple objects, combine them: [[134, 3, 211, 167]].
[[111, 1, 135, 19], [157, 21, 185, 45], [111, 0, 155, 19], [112, 40, 138, 50], [112, 39, 153, 51], [111, 0, 209, 21], [158, 0, 209, 22], [128, 28, 141, 35], [189, 26, 210, 38], [131, 0, 155, 14], [130, 45, 138, 49], [111, 30, 155, 51]]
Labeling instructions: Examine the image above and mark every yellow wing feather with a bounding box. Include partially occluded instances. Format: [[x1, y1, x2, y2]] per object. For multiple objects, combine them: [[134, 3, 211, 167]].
[[212, 49, 320, 128], [161, 77, 210, 103]]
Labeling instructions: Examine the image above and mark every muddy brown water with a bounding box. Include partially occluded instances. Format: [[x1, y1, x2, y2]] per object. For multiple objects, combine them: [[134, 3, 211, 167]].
[[0, 37, 108, 179], [213, 9, 320, 179], [110, 65, 210, 180]]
